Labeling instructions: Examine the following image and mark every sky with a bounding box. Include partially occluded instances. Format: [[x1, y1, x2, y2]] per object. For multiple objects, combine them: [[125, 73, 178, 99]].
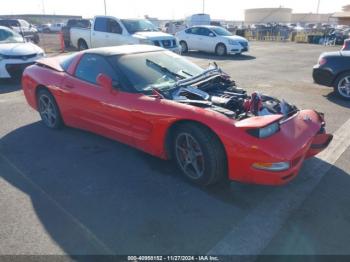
[[1, 0, 349, 20]]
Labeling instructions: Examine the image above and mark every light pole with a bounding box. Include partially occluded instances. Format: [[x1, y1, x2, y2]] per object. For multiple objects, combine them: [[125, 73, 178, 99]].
[[202, 0, 205, 13], [316, 0, 320, 14], [104, 0, 107, 15], [42, 0, 45, 14]]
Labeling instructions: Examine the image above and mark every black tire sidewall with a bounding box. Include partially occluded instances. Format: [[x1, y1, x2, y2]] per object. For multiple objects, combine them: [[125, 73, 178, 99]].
[[215, 43, 227, 56], [78, 40, 88, 51], [172, 124, 226, 186], [180, 41, 188, 53]]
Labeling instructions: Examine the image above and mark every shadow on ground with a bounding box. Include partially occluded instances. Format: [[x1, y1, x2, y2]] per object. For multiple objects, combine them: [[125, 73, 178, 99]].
[[0, 122, 349, 255], [324, 91, 350, 109]]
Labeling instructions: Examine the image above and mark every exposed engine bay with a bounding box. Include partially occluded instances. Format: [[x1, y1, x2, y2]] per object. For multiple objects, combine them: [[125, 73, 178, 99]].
[[152, 66, 298, 120]]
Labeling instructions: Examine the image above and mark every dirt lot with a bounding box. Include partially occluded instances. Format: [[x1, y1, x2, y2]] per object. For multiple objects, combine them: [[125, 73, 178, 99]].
[[0, 40, 349, 257]]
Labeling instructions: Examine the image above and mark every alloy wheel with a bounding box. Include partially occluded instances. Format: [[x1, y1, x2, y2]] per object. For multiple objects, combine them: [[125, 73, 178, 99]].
[[39, 94, 58, 128], [337, 76, 350, 98], [175, 132, 205, 179]]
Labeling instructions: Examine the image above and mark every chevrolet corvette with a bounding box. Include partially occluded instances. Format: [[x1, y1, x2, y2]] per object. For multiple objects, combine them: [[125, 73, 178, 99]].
[[22, 45, 333, 186]]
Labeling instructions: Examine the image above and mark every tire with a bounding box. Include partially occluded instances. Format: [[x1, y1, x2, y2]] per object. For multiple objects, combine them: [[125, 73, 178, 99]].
[[37, 89, 63, 129], [172, 123, 226, 186], [333, 72, 350, 100], [33, 34, 40, 44], [180, 41, 188, 53], [78, 39, 88, 51], [215, 43, 227, 56]]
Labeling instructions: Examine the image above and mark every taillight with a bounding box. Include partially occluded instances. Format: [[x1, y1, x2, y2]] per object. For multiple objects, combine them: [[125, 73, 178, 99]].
[[319, 57, 327, 66]]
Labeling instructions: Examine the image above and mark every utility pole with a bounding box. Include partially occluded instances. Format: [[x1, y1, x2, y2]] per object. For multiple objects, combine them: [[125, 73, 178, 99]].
[[316, 0, 320, 14], [104, 0, 107, 15], [202, 0, 205, 13], [42, 0, 45, 14]]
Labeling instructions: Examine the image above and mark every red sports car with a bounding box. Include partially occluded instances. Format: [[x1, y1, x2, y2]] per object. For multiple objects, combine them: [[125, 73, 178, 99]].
[[22, 45, 333, 186]]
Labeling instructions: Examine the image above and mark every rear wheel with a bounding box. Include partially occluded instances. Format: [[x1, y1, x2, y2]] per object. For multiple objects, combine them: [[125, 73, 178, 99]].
[[180, 41, 188, 53], [215, 43, 227, 56], [172, 123, 226, 186], [334, 72, 350, 100], [37, 89, 63, 129], [78, 39, 88, 51]]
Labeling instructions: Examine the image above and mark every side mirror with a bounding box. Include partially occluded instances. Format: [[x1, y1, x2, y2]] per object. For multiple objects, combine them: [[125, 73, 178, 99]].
[[209, 32, 215, 37], [96, 73, 113, 92]]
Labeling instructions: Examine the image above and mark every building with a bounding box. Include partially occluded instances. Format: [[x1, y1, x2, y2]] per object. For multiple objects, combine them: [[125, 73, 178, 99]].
[[330, 5, 350, 25], [0, 14, 82, 25], [291, 13, 335, 25], [245, 8, 292, 24]]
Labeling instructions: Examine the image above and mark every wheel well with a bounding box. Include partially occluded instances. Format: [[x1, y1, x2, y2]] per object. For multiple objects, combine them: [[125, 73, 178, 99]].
[[216, 42, 226, 49], [35, 85, 50, 107], [164, 120, 227, 161], [333, 70, 350, 86], [78, 38, 87, 47]]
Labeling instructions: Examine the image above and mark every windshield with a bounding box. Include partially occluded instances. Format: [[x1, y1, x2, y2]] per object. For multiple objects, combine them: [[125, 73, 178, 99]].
[[0, 27, 24, 43], [108, 51, 203, 92], [121, 19, 159, 34], [212, 27, 232, 36]]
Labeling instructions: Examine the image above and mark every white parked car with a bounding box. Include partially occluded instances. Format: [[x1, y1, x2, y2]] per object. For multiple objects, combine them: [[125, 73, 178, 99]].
[[0, 26, 44, 79], [49, 23, 65, 32], [176, 26, 249, 56], [71, 16, 180, 53]]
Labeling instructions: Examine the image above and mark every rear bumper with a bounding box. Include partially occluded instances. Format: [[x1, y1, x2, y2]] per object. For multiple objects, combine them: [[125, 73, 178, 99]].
[[312, 66, 335, 87]]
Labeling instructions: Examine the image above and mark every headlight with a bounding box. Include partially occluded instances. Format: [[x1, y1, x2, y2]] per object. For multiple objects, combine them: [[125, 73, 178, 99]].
[[247, 122, 280, 138], [252, 161, 290, 172], [37, 52, 45, 58], [228, 39, 239, 45], [139, 39, 154, 45]]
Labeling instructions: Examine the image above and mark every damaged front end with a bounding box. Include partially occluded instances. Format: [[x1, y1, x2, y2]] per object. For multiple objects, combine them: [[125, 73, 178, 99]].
[[154, 64, 299, 121], [151, 64, 332, 160]]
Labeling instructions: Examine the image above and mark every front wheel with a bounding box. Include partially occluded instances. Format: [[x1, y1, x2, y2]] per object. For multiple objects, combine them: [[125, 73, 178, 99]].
[[173, 124, 227, 186], [334, 72, 350, 100], [180, 41, 188, 53], [78, 39, 88, 51], [37, 89, 63, 129], [215, 43, 227, 56]]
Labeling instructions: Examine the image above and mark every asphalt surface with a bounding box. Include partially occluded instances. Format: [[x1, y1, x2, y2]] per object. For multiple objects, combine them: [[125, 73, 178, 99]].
[[0, 41, 349, 257]]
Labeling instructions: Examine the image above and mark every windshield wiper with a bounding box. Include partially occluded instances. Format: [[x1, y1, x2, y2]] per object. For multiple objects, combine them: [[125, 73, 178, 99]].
[[146, 59, 185, 80]]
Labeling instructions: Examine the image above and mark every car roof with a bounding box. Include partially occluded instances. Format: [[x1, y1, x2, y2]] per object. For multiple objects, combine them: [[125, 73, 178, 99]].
[[190, 25, 220, 29], [83, 44, 165, 56]]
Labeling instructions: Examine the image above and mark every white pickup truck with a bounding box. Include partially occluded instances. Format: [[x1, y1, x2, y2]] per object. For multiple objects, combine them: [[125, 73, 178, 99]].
[[71, 16, 181, 53]]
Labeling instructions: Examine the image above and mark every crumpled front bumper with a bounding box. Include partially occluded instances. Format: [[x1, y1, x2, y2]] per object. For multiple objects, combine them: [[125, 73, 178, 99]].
[[226, 110, 333, 186]]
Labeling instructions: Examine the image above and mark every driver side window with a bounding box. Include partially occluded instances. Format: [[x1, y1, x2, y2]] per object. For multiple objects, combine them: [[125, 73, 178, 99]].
[[198, 28, 212, 36], [75, 54, 118, 85], [107, 19, 122, 34]]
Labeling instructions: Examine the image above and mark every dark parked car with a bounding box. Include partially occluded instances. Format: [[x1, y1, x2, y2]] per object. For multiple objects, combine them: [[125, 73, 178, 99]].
[[0, 19, 39, 43], [62, 19, 91, 47], [313, 51, 350, 100]]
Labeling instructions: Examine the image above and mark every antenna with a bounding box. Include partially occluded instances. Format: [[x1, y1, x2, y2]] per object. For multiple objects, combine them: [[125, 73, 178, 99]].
[[202, 0, 205, 13], [104, 0, 107, 15]]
